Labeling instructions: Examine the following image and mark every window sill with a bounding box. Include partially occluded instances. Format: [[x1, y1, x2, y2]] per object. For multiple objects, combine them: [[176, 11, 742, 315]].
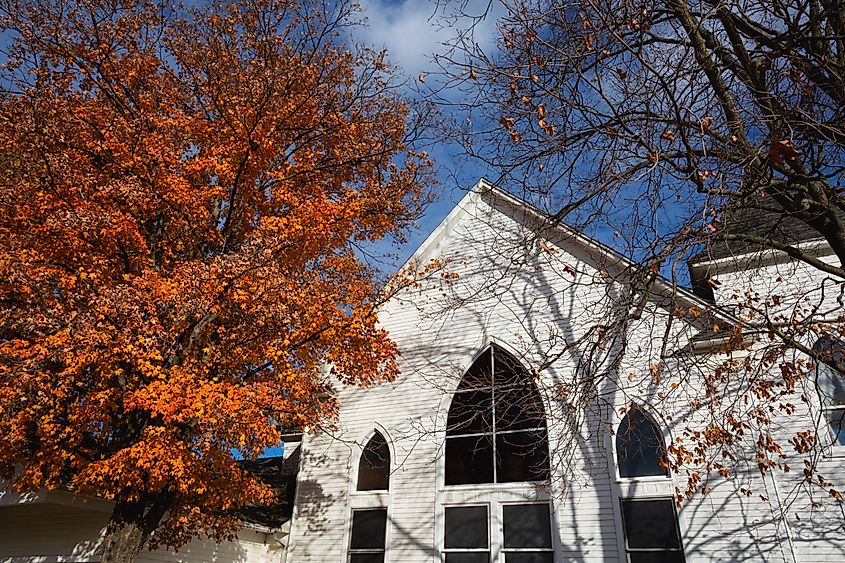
[[439, 481, 552, 502], [615, 475, 672, 483], [440, 481, 549, 491], [349, 491, 389, 509]]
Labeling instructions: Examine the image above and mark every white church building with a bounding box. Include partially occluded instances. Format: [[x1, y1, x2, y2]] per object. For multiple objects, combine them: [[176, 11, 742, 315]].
[[2, 179, 844, 562]]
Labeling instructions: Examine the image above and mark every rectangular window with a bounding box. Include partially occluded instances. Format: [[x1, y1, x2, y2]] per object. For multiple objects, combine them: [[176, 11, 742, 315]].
[[445, 435, 495, 485], [620, 499, 685, 563], [502, 503, 554, 563], [349, 508, 387, 563], [444, 505, 489, 563], [496, 430, 550, 483]]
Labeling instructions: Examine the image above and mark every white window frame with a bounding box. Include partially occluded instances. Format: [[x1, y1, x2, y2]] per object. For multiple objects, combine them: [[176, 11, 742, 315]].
[[345, 426, 394, 563], [613, 405, 672, 482], [443, 345, 550, 486], [441, 503, 492, 562], [608, 403, 686, 563], [499, 501, 555, 562], [813, 337, 845, 450], [618, 497, 686, 563], [439, 496, 556, 563], [347, 507, 389, 563]]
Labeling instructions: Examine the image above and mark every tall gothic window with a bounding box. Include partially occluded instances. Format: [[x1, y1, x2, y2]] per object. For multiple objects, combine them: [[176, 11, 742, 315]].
[[616, 407, 668, 478], [814, 336, 845, 446], [445, 345, 549, 485], [358, 430, 390, 491]]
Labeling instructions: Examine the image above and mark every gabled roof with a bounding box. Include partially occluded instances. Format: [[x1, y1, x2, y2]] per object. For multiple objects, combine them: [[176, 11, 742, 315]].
[[405, 178, 740, 329]]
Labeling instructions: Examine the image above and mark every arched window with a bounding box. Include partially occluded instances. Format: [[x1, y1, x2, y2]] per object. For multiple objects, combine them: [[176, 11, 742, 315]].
[[814, 336, 845, 446], [357, 430, 390, 491], [445, 345, 549, 485], [616, 406, 668, 478]]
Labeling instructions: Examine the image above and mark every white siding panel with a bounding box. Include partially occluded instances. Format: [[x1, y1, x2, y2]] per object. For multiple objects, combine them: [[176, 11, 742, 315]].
[[288, 187, 845, 562], [0, 502, 278, 563]]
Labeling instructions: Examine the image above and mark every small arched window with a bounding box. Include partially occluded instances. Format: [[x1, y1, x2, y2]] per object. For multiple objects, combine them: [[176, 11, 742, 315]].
[[357, 430, 390, 491], [445, 345, 549, 485], [814, 336, 845, 446], [616, 406, 668, 478]]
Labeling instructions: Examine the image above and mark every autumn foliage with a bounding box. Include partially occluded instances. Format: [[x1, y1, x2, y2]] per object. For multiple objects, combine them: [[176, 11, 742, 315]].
[[0, 0, 429, 559]]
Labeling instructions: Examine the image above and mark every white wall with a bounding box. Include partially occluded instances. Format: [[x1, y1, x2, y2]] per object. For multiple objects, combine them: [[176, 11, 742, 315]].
[[289, 188, 813, 562], [0, 497, 282, 563]]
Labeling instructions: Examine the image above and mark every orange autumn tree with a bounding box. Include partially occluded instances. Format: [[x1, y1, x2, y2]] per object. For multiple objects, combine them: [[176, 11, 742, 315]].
[[0, 0, 430, 560]]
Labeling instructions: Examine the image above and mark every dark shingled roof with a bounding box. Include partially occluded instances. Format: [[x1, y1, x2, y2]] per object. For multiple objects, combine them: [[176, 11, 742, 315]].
[[236, 443, 300, 529], [690, 201, 828, 264]]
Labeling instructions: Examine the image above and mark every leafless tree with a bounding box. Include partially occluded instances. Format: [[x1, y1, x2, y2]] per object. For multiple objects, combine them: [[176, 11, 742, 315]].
[[421, 0, 845, 521]]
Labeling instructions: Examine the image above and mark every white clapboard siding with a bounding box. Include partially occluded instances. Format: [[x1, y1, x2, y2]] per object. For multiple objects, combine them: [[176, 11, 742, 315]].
[[288, 181, 845, 562], [0, 500, 282, 563]]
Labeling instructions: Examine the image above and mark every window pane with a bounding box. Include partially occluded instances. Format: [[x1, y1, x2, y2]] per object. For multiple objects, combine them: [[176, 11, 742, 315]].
[[445, 435, 494, 485], [350, 509, 387, 550], [496, 430, 550, 482], [628, 552, 686, 563], [445, 554, 490, 563], [457, 350, 493, 391], [447, 390, 494, 435], [829, 409, 845, 446], [493, 346, 528, 389], [504, 553, 555, 563], [358, 432, 390, 491], [350, 554, 385, 563], [818, 365, 845, 406], [503, 504, 552, 548], [497, 386, 546, 431], [621, 499, 682, 550], [616, 409, 668, 478], [815, 337, 845, 407], [444, 506, 489, 549]]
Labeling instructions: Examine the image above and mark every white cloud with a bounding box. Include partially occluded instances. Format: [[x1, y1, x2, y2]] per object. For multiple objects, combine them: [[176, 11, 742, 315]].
[[356, 0, 502, 77]]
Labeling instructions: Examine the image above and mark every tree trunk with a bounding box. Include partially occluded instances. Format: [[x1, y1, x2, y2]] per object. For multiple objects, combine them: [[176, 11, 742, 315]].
[[100, 495, 170, 563], [101, 506, 149, 563]]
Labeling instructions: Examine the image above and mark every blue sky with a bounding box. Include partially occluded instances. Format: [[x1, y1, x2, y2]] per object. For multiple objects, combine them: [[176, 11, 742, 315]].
[[354, 0, 503, 268]]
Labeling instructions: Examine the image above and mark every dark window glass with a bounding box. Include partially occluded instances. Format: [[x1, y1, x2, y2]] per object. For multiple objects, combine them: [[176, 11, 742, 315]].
[[496, 430, 550, 483], [616, 408, 668, 478], [497, 386, 546, 431], [621, 499, 682, 550], [504, 554, 555, 563], [493, 347, 527, 388], [350, 509, 387, 550], [445, 345, 549, 485], [350, 555, 385, 563], [447, 390, 494, 435], [445, 554, 490, 563], [444, 506, 489, 549], [357, 431, 390, 491], [457, 350, 493, 391], [445, 436, 495, 486], [502, 504, 552, 548]]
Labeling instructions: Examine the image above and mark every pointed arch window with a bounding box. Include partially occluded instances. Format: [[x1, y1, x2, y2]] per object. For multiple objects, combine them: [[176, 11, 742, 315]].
[[616, 406, 669, 478], [445, 345, 549, 485], [357, 430, 390, 491]]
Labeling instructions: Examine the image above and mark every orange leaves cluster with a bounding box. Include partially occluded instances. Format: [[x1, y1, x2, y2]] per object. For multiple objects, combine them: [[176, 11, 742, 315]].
[[0, 0, 429, 548]]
